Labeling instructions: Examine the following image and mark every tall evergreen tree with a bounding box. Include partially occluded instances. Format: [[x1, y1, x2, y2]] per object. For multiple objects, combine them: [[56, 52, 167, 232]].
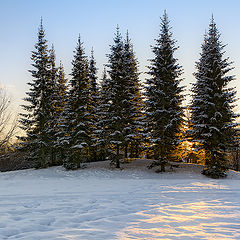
[[63, 36, 92, 169], [123, 31, 144, 158], [53, 61, 68, 164], [191, 17, 238, 178], [103, 27, 143, 167], [19, 19, 51, 168], [89, 48, 98, 99], [95, 67, 110, 160], [54, 62, 68, 123], [88, 48, 99, 161], [47, 44, 59, 165], [145, 11, 184, 171], [105, 26, 130, 168]]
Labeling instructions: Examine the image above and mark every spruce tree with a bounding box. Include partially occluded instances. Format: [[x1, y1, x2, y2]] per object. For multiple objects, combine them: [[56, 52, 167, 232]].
[[191, 17, 238, 178], [89, 48, 98, 99], [105, 27, 129, 168], [19, 19, 51, 168], [145, 11, 184, 171], [53, 61, 68, 164], [47, 45, 59, 166], [63, 36, 92, 169], [88, 48, 98, 161], [56, 84, 71, 164], [95, 67, 110, 160], [104, 27, 144, 167], [123, 31, 144, 158]]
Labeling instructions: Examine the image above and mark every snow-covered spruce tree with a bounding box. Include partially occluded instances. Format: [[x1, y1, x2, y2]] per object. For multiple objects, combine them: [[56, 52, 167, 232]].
[[52, 61, 68, 165], [46, 45, 59, 166], [89, 48, 98, 99], [63, 36, 92, 169], [104, 28, 143, 167], [191, 17, 238, 178], [145, 11, 184, 172], [105, 27, 129, 168], [19, 19, 52, 168], [123, 31, 144, 158], [95, 67, 111, 161], [56, 85, 71, 164], [88, 49, 99, 161]]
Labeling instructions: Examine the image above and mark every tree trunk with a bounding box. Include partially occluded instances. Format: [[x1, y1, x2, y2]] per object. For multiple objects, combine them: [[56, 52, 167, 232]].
[[76, 151, 81, 168], [236, 150, 239, 171], [51, 147, 56, 166], [41, 144, 46, 168], [124, 143, 128, 158], [129, 143, 134, 158], [135, 143, 139, 158], [160, 161, 165, 172], [60, 148, 64, 163], [116, 145, 120, 168]]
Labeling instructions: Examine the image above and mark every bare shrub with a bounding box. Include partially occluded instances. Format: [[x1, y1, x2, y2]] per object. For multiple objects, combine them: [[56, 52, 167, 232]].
[[0, 87, 18, 153]]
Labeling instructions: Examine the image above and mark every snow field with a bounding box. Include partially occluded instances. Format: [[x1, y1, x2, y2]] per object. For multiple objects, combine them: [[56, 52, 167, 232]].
[[0, 160, 240, 239]]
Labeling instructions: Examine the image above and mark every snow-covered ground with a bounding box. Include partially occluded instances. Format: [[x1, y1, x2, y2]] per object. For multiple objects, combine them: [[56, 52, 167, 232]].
[[0, 159, 240, 240]]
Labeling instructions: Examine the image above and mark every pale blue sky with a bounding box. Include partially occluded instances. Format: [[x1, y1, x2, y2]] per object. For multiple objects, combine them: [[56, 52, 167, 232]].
[[1, 0, 240, 111]]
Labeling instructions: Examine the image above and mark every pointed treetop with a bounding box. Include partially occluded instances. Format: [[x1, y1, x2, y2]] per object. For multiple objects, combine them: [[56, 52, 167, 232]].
[[115, 24, 121, 39], [74, 34, 85, 56], [37, 16, 47, 43], [208, 15, 220, 42], [159, 10, 170, 35], [78, 34, 82, 45], [38, 17, 45, 35], [162, 10, 169, 24], [211, 13, 214, 22], [126, 29, 130, 43], [89, 47, 97, 79], [163, 9, 167, 19], [40, 16, 43, 29], [91, 47, 94, 58], [125, 30, 133, 52], [59, 61, 66, 75], [210, 14, 215, 26], [209, 14, 217, 29]]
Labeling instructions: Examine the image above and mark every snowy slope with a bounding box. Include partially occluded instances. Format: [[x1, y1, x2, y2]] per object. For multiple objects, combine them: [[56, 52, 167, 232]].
[[0, 160, 239, 240]]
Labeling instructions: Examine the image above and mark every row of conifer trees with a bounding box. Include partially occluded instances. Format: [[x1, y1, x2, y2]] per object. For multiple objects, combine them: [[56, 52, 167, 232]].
[[19, 12, 239, 178]]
